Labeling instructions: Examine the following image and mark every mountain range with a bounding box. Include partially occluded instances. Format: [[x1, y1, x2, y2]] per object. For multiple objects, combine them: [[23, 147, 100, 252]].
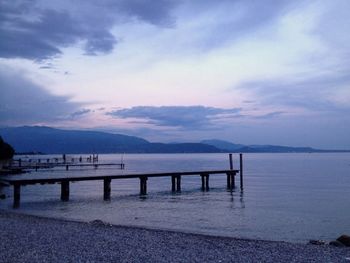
[[0, 126, 347, 154]]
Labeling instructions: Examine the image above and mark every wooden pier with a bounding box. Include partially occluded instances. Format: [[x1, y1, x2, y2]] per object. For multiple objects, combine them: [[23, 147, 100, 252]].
[[0, 154, 243, 208], [4, 154, 125, 172]]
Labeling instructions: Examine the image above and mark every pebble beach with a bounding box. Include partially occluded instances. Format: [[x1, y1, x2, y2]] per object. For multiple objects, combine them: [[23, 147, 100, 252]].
[[1, 211, 349, 263]]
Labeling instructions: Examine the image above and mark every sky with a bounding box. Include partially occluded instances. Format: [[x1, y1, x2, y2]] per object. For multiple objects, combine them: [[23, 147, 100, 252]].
[[0, 0, 350, 149]]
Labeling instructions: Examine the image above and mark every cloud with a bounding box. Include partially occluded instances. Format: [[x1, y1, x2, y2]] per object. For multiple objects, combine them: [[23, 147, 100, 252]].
[[69, 109, 91, 119], [107, 106, 241, 129], [0, 1, 116, 60], [110, 0, 177, 26], [0, 0, 178, 60], [0, 66, 82, 125], [238, 73, 350, 113]]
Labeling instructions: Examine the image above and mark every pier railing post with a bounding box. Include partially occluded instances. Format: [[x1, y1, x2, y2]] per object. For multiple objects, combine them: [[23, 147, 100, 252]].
[[61, 181, 70, 201], [13, 184, 21, 208], [240, 153, 243, 190], [104, 178, 111, 200]]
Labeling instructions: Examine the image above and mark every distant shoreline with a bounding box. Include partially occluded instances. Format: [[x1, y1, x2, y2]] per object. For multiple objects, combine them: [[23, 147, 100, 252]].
[[0, 210, 349, 262], [3, 126, 350, 155]]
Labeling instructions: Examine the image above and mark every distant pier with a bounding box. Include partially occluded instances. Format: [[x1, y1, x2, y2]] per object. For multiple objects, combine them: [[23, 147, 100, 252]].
[[3, 154, 125, 172]]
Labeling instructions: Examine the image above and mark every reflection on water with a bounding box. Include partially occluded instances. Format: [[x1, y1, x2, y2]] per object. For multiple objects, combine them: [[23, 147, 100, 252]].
[[1, 153, 350, 243]]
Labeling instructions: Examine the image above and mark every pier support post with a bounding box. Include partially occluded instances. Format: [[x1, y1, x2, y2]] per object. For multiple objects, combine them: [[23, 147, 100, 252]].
[[171, 176, 176, 192], [171, 175, 181, 192], [139, 177, 148, 195], [201, 174, 209, 191], [61, 181, 70, 201], [66, 165, 69, 171], [201, 174, 205, 191], [104, 179, 111, 200], [13, 184, 21, 208], [205, 174, 210, 191], [227, 153, 234, 189], [176, 175, 181, 192], [240, 153, 243, 190], [226, 172, 236, 190]]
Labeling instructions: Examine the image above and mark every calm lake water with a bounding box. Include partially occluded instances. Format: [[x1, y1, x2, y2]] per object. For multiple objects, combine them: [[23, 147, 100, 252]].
[[1, 153, 350, 243]]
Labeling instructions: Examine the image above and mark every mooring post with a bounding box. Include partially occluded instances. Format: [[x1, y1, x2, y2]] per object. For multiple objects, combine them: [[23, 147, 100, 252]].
[[103, 178, 111, 200], [13, 184, 21, 208], [176, 175, 181, 192], [66, 165, 69, 171], [171, 176, 176, 192], [240, 153, 243, 190], [60, 181, 70, 201]]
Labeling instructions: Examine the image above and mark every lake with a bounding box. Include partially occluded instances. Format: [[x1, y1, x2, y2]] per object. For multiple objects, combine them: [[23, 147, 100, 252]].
[[1, 153, 349, 243]]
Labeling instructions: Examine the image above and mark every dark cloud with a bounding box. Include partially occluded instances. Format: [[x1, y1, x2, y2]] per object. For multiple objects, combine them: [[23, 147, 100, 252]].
[[0, 2, 116, 60], [69, 109, 91, 119], [255, 111, 285, 119], [0, 66, 82, 125], [0, 0, 178, 60], [111, 0, 177, 26], [107, 106, 241, 129]]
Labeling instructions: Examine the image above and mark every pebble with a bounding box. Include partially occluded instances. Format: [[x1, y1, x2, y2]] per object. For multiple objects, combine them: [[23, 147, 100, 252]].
[[1, 211, 350, 263]]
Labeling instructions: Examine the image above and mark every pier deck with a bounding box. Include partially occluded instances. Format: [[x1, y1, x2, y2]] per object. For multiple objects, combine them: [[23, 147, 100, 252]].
[[1, 169, 240, 208]]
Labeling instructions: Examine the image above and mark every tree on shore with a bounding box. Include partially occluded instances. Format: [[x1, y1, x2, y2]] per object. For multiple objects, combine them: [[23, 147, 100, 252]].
[[0, 137, 15, 160]]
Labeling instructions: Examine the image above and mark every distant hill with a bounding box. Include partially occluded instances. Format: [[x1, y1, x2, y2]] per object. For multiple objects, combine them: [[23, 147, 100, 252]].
[[201, 139, 347, 153], [201, 139, 245, 151], [0, 126, 221, 154], [1, 126, 347, 154]]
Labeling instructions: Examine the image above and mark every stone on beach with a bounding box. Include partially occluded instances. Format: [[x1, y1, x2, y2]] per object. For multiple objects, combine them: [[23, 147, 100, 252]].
[[337, 235, 350, 247]]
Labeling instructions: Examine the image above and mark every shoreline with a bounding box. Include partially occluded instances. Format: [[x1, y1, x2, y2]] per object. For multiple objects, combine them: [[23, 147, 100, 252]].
[[1, 210, 349, 262]]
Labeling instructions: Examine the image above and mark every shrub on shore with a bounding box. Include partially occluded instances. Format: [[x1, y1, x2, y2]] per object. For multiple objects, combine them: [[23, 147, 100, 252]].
[[0, 136, 15, 160]]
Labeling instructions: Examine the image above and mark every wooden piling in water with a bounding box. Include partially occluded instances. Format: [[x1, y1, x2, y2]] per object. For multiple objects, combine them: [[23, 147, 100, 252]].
[[240, 153, 243, 190], [171, 176, 176, 192], [201, 173, 209, 191], [205, 174, 210, 191], [227, 154, 235, 189], [176, 175, 181, 192], [60, 181, 70, 201], [13, 184, 21, 208], [140, 177, 148, 195], [201, 174, 205, 190], [104, 179, 111, 200]]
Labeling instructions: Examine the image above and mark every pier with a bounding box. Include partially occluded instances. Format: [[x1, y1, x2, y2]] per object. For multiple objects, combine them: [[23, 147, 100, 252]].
[[3, 154, 125, 172], [1, 154, 243, 208]]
